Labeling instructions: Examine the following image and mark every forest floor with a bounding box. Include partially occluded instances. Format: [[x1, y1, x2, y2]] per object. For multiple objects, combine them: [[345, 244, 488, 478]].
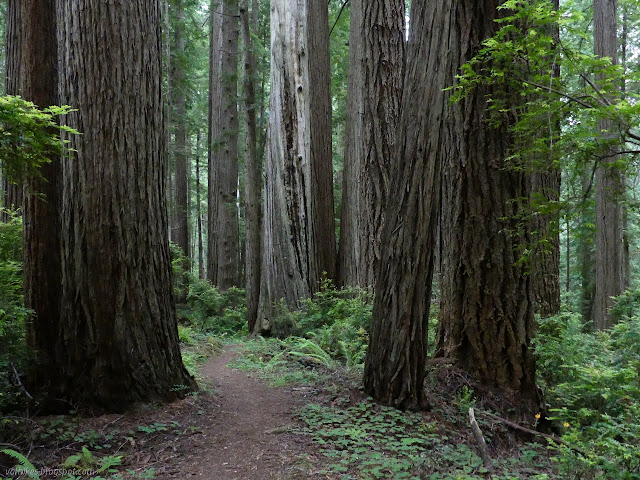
[[1, 340, 559, 480], [165, 344, 324, 479]]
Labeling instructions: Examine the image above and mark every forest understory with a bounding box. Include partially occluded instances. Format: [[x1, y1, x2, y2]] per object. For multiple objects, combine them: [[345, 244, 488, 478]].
[[0, 339, 559, 480]]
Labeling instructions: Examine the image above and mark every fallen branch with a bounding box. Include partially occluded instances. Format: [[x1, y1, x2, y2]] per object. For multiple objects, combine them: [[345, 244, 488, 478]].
[[477, 410, 585, 455], [10, 362, 33, 401], [469, 408, 493, 471]]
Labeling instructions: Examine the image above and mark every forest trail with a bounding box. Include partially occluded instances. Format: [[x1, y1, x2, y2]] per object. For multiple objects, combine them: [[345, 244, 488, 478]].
[[169, 345, 317, 479]]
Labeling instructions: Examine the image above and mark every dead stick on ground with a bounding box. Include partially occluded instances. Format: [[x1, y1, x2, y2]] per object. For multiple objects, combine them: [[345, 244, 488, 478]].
[[469, 408, 493, 471], [477, 410, 585, 455]]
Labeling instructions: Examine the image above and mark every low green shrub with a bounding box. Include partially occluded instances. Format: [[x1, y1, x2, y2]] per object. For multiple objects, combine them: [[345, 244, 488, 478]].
[[535, 310, 640, 479], [0, 212, 31, 413], [271, 280, 373, 367], [169, 242, 190, 302], [182, 276, 246, 336]]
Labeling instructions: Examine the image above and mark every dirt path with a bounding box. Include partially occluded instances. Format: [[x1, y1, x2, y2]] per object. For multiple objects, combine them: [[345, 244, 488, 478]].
[[167, 346, 319, 479]]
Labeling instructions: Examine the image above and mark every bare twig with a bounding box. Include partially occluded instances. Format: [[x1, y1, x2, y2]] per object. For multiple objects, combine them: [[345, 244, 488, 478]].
[[10, 362, 33, 401], [469, 408, 493, 471], [329, 0, 349, 37], [477, 410, 585, 455]]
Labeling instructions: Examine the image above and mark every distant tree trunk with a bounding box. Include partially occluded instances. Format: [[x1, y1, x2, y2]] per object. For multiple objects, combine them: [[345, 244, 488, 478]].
[[580, 167, 596, 325], [2, 0, 23, 218], [621, 5, 631, 291], [337, 0, 363, 287], [172, 1, 190, 261], [593, 0, 624, 330], [55, 0, 195, 412], [566, 214, 570, 293], [195, 131, 205, 280], [363, 0, 441, 410], [338, 0, 404, 288], [240, 0, 261, 332], [163, 0, 173, 238], [530, 170, 561, 317], [20, 0, 62, 396], [435, 1, 537, 402], [208, 0, 240, 289], [256, 0, 336, 334]]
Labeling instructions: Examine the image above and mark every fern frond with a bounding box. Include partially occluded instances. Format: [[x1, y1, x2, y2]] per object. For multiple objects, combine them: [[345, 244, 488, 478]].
[[1, 449, 39, 479]]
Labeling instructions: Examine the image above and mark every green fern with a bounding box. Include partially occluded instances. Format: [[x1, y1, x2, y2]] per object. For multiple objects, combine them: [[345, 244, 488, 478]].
[[287, 338, 334, 367], [1, 449, 39, 479]]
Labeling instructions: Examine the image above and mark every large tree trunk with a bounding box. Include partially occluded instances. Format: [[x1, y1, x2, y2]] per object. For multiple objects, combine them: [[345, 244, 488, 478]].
[[593, 0, 624, 330], [20, 0, 62, 396], [207, 0, 240, 289], [1, 0, 23, 218], [256, 0, 336, 334], [172, 2, 190, 261], [362, 0, 441, 410], [240, 0, 261, 332], [338, 0, 404, 288], [54, 0, 195, 412], [435, 1, 537, 402]]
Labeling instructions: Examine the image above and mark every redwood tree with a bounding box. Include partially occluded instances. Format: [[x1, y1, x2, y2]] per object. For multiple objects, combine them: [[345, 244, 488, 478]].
[[435, 2, 537, 402], [240, 0, 261, 332], [1, 0, 23, 218], [256, 0, 336, 334], [54, 0, 195, 412], [363, 0, 442, 410], [20, 0, 62, 396], [338, 0, 404, 288], [208, 0, 241, 289], [593, 0, 624, 330], [171, 1, 190, 261]]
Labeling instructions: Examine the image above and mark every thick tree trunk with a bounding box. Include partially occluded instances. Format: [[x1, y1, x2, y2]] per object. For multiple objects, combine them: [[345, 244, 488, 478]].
[[55, 0, 195, 412], [435, 0, 537, 402], [21, 0, 62, 396], [593, 0, 624, 330], [338, 0, 404, 288], [172, 2, 190, 261], [363, 0, 441, 410], [256, 0, 336, 334], [208, 0, 240, 289], [2, 0, 23, 218], [240, 0, 261, 332]]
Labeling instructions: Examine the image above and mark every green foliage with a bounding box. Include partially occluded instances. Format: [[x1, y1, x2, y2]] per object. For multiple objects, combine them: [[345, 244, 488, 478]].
[[169, 240, 247, 336], [1, 449, 39, 479], [535, 310, 640, 478], [61, 446, 123, 474], [271, 280, 372, 366], [297, 400, 436, 479], [182, 276, 247, 336], [0, 95, 77, 186], [452, 0, 640, 264], [297, 400, 550, 479], [0, 212, 31, 413]]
